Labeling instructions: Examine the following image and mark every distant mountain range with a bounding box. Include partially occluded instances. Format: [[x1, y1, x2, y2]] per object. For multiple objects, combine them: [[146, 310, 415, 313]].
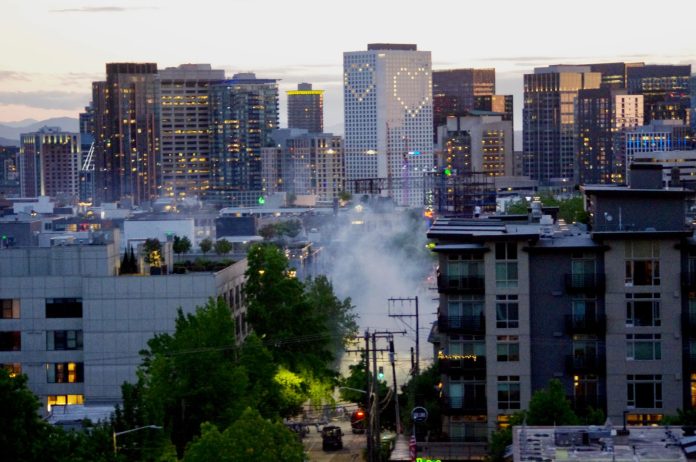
[[0, 117, 79, 146]]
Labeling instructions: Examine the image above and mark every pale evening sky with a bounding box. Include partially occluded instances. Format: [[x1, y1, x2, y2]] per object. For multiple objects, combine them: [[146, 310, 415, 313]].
[[1, 0, 695, 130]]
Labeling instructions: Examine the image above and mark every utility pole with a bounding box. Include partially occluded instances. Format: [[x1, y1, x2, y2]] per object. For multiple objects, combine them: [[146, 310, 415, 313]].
[[364, 330, 373, 462], [389, 336, 402, 434], [388, 296, 420, 374], [371, 332, 380, 461]]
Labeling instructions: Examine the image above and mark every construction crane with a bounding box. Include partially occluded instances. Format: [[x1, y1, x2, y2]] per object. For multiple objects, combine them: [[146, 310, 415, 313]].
[[81, 141, 95, 172]]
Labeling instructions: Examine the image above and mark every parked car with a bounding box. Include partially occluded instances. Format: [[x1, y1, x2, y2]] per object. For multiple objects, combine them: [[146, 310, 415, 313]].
[[321, 425, 344, 451]]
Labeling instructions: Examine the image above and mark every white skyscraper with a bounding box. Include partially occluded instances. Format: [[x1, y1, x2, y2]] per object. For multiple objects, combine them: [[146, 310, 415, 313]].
[[343, 44, 434, 206]]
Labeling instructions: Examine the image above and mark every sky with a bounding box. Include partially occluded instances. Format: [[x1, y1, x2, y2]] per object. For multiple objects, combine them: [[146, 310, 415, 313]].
[[2, 0, 696, 130]]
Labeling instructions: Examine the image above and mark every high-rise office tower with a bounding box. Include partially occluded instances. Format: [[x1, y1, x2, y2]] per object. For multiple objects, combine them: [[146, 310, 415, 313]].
[[575, 89, 643, 184], [159, 64, 224, 199], [287, 83, 324, 133], [586, 62, 644, 89], [627, 65, 691, 126], [523, 65, 601, 184], [0, 145, 19, 197], [473, 95, 513, 122], [78, 104, 95, 202], [343, 43, 434, 206], [208, 73, 278, 206], [19, 127, 80, 199], [433, 69, 496, 132], [92, 63, 160, 205], [437, 115, 513, 177]]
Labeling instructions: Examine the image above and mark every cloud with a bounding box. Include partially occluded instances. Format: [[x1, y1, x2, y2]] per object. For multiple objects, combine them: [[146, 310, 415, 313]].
[[0, 91, 90, 110], [50, 6, 156, 13], [0, 71, 31, 82]]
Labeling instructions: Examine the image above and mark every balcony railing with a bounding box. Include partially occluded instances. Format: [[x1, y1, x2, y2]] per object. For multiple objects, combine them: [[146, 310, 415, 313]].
[[438, 315, 486, 334], [568, 394, 607, 412], [564, 273, 606, 294], [441, 395, 487, 415], [437, 275, 485, 294], [682, 313, 696, 337], [564, 314, 606, 335], [565, 354, 605, 374], [439, 355, 486, 374], [682, 272, 696, 290]]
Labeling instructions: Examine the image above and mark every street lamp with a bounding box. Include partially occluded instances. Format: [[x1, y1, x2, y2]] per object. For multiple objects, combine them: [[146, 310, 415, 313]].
[[113, 425, 163, 455]]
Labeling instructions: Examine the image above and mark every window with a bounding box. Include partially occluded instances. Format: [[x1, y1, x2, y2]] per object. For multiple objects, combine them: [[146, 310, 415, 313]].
[[1, 363, 21, 377], [447, 254, 484, 286], [45, 298, 83, 318], [448, 335, 486, 358], [0, 331, 20, 351], [573, 374, 599, 405], [46, 362, 84, 383], [495, 242, 518, 288], [497, 375, 521, 410], [626, 293, 660, 327], [625, 241, 660, 286], [496, 335, 520, 361], [572, 299, 597, 324], [47, 394, 84, 412], [627, 375, 662, 408], [626, 334, 661, 360], [1, 299, 19, 319], [447, 295, 484, 328], [496, 295, 519, 328], [46, 330, 83, 351]]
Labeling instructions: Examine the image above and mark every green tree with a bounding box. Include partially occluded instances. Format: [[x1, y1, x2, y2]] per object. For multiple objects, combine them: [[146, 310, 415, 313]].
[[199, 238, 212, 254], [339, 354, 387, 409], [214, 238, 232, 255], [526, 379, 579, 426], [305, 275, 358, 354], [558, 196, 589, 224], [138, 298, 249, 458], [399, 364, 443, 438], [258, 224, 277, 240], [0, 369, 51, 461], [143, 239, 162, 267], [183, 409, 304, 462], [276, 220, 302, 238], [338, 191, 352, 202], [505, 199, 529, 215], [244, 244, 331, 374], [172, 235, 192, 255]]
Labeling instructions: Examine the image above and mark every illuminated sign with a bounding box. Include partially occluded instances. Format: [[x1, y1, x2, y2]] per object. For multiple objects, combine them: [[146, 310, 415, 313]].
[[438, 351, 478, 361], [416, 458, 442, 462]]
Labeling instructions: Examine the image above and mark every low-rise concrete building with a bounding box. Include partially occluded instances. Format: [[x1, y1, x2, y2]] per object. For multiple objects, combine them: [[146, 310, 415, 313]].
[[0, 230, 247, 411]]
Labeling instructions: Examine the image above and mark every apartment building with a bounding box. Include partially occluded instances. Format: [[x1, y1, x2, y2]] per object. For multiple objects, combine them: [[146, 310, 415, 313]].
[[428, 164, 695, 442]]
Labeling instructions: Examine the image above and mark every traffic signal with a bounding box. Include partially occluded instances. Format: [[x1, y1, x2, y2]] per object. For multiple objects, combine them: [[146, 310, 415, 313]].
[[377, 366, 384, 380]]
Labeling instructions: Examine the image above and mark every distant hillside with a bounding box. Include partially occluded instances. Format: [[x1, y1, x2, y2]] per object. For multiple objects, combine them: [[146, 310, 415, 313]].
[[0, 117, 79, 142], [0, 137, 19, 147]]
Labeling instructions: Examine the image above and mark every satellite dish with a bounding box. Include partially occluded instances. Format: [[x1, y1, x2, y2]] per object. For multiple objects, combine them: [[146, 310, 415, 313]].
[[604, 213, 613, 222]]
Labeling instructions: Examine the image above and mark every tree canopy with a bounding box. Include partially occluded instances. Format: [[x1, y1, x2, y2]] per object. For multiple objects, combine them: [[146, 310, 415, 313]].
[[173, 235, 192, 255], [199, 238, 212, 254], [182, 409, 304, 462]]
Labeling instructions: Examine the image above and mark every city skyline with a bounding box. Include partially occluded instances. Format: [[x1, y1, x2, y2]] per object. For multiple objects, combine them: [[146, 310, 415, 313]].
[[2, 0, 695, 130]]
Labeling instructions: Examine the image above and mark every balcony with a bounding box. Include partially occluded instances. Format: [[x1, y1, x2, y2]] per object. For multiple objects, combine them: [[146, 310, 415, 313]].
[[687, 353, 696, 371], [682, 313, 696, 337], [682, 272, 696, 290], [438, 314, 486, 334], [564, 314, 606, 335], [437, 275, 485, 294], [441, 395, 487, 415], [564, 273, 606, 294], [565, 355, 605, 374], [568, 394, 607, 412], [439, 355, 486, 374]]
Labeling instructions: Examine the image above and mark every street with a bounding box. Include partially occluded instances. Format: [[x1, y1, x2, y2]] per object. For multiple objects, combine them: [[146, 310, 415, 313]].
[[303, 418, 365, 461]]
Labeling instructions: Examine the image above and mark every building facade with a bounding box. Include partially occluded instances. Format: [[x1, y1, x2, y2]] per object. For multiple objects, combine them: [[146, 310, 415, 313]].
[[0, 232, 247, 410], [437, 114, 513, 177], [433, 69, 496, 133], [621, 120, 694, 178], [523, 65, 601, 184], [287, 83, 324, 133], [474, 95, 513, 122], [343, 43, 434, 206], [208, 74, 279, 206], [428, 165, 696, 442], [19, 127, 81, 199], [0, 145, 19, 197], [92, 63, 161, 205], [627, 65, 692, 126], [575, 89, 643, 184], [159, 64, 224, 199]]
